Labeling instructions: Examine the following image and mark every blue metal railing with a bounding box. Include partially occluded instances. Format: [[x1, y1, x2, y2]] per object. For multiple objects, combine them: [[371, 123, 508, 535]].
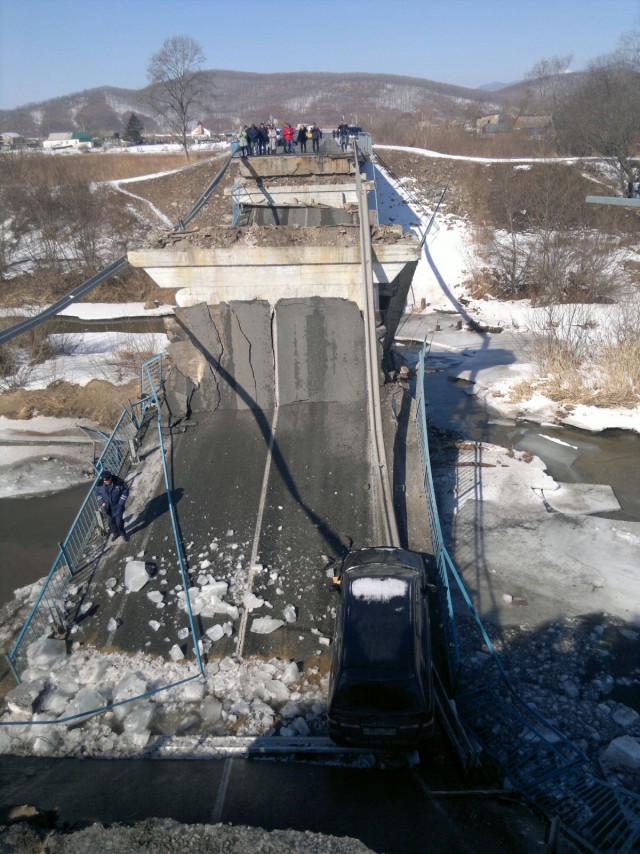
[[356, 133, 373, 155], [415, 342, 460, 687], [142, 359, 204, 675], [3, 355, 205, 733], [5, 357, 163, 680], [416, 340, 640, 851]]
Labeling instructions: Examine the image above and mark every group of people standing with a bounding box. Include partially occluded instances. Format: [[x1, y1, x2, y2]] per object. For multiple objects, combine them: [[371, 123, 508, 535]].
[[236, 122, 323, 157]]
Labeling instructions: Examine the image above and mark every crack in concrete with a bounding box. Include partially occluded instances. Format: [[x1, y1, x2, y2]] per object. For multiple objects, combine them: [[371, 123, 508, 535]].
[[269, 307, 277, 407], [230, 306, 258, 404], [206, 307, 225, 412]]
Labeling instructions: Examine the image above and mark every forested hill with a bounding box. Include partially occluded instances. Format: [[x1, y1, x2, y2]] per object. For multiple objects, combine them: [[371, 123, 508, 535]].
[[0, 69, 522, 137]]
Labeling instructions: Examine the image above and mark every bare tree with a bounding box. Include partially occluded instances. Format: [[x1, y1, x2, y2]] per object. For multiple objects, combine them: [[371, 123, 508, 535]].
[[554, 35, 640, 190], [147, 35, 208, 161], [524, 54, 573, 114], [475, 164, 624, 304]]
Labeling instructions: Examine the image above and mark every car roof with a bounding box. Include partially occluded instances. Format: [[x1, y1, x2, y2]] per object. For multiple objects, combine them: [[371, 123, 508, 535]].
[[341, 568, 418, 670], [342, 547, 424, 575]]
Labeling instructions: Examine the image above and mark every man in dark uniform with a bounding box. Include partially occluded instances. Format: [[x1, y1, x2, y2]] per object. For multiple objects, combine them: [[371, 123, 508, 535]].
[[96, 469, 130, 542]]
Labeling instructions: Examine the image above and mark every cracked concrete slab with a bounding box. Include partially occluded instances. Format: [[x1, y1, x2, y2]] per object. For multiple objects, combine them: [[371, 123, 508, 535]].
[[275, 297, 366, 406], [168, 301, 275, 414]]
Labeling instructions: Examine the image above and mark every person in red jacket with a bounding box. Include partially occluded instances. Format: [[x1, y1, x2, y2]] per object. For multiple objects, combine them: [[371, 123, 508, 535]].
[[283, 123, 295, 154]]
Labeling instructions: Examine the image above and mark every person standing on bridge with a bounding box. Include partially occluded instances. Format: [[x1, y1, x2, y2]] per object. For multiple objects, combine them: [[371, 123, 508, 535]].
[[247, 124, 260, 156], [297, 124, 308, 153], [310, 123, 322, 153], [237, 126, 249, 158], [96, 469, 130, 542], [337, 120, 349, 152], [268, 124, 278, 154], [283, 123, 295, 154], [258, 123, 268, 155]]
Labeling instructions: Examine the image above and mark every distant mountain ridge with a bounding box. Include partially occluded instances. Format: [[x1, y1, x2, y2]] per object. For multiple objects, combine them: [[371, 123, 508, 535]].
[[477, 81, 512, 92], [0, 69, 527, 137]]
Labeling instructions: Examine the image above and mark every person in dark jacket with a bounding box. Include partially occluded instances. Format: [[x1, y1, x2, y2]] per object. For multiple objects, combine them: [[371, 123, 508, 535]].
[[96, 469, 130, 542], [258, 123, 268, 155], [310, 123, 322, 153], [246, 124, 260, 156], [297, 124, 308, 153], [337, 120, 349, 152]]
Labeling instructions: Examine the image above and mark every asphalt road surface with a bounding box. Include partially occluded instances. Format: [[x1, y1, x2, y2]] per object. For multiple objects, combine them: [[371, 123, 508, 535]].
[[0, 752, 548, 853], [72, 297, 376, 670]]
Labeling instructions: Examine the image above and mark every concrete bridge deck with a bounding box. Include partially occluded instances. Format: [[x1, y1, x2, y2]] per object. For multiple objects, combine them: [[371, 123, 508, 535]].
[[67, 298, 379, 674]]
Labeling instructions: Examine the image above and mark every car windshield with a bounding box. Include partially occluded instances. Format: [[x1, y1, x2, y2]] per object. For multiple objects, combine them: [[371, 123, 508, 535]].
[[342, 571, 415, 669], [333, 669, 424, 713]]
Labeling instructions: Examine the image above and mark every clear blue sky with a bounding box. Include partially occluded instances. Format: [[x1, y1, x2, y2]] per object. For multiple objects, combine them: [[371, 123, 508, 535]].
[[1, 0, 638, 110]]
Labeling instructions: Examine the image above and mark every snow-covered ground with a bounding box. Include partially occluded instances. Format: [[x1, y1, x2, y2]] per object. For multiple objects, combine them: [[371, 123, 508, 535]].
[[13, 330, 168, 391], [0, 146, 638, 789]]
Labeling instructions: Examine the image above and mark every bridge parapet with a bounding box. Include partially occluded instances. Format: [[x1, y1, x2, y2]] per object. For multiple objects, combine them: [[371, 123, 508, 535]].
[[129, 231, 420, 311]]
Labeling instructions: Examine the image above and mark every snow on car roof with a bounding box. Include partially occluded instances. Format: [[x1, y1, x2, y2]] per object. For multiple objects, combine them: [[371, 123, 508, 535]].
[[351, 576, 409, 602]]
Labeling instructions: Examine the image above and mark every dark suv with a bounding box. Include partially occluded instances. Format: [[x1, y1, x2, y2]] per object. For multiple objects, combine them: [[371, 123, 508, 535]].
[[327, 547, 435, 748]]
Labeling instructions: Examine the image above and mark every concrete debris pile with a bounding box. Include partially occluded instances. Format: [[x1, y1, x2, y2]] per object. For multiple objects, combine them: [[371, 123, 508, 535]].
[[146, 223, 411, 250]]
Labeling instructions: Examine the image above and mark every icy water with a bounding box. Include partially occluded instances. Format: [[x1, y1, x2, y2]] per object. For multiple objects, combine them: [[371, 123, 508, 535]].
[[0, 369, 637, 611], [423, 370, 640, 523], [0, 483, 89, 607]]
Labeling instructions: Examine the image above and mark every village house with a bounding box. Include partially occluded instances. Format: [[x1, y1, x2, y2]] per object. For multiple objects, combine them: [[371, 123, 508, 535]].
[[514, 115, 554, 136], [0, 132, 25, 149], [42, 131, 93, 150], [475, 113, 509, 135]]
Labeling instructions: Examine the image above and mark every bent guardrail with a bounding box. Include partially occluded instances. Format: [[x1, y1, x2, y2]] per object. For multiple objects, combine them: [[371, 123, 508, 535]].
[[415, 339, 640, 852], [2, 354, 205, 743], [415, 342, 460, 688], [4, 356, 163, 681]]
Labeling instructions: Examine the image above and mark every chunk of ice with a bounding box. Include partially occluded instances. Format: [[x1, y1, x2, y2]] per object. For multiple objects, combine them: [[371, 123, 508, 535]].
[[68, 687, 107, 721], [282, 662, 301, 685], [292, 716, 310, 736], [182, 681, 205, 703], [201, 581, 229, 599], [282, 604, 297, 623], [124, 561, 150, 592], [602, 736, 640, 771], [6, 683, 41, 716], [206, 625, 225, 642], [612, 705, 639, 728], [259, 679, 290, 704], [250, 617, 284, 635], [26, 637, 66, 667], [242, 591, 264, 611], [123, 702, 155, 734], [113, 673, 147, 705], [169, 644, 185, 661]]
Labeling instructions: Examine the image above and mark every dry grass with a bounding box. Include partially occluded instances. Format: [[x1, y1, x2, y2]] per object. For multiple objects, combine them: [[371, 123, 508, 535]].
[[0, 150, 215, 184], [507, 334, 640, 409], [0, 377, 138, 422]]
